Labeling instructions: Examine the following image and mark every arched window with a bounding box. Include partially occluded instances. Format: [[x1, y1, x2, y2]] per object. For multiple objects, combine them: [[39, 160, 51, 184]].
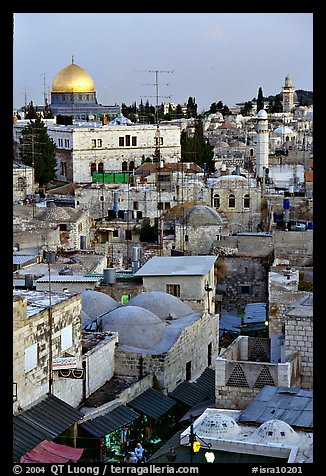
[[243, 194, 250, 208], [129, 161, 135, 172], [98, 162, 104, 173], [122, 161, 128, 172], [228, 194, 236, 208], [90, 163, 96, 175], [213, 193, 220, 208]]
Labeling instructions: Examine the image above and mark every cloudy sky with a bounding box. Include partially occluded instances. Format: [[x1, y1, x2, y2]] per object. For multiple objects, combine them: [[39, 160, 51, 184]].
[[13, 12, 313, 112]]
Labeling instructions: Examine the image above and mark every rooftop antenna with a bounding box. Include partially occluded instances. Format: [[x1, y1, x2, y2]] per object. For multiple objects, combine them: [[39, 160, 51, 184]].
[[41, 72, 49, 106], [135, 69, 174, 255]]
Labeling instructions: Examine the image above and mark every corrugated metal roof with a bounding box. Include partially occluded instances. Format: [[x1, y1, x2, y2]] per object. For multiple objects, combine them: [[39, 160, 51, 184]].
[[134, 256, 217, 277], [79, 405, 140, 437], [127, 388, 176, 419], [169, 381, 209, 407], [243, 303, 267, 324], [238, 385, 313, 429], [169, 367, 215, 407], [13, 255, 37, 265], [13, 395, 84, 461], [36, 276, 99, 283]]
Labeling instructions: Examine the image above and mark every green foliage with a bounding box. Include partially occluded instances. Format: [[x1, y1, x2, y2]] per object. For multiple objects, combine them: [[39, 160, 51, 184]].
[[181, 117, 214, 173], [240, 101, 253, 116], [139, 223, 158, 242], [257, 87, 264, 112], [20, 117, 57, 186], [208, 100, 230, 116]]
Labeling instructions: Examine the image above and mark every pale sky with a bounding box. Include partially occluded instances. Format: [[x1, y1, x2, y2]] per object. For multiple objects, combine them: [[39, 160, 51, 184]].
[[13, 12, 313, 112]]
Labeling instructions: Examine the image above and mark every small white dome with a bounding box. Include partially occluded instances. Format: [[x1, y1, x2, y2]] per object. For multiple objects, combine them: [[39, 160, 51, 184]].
[[254, 419, 300, 445], [257, 109, 268, 119], [196, 413, 240, 439]]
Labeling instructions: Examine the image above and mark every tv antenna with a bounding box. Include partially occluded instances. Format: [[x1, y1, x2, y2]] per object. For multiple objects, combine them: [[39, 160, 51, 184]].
[[135, 69, 174, 124]]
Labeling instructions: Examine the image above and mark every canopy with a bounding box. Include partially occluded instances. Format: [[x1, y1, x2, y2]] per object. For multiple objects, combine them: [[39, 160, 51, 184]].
[[20, 440, 84, 463]]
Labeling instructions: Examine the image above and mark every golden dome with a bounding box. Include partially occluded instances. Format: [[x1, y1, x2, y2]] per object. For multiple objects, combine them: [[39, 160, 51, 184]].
[[52, 57, 95, 93]]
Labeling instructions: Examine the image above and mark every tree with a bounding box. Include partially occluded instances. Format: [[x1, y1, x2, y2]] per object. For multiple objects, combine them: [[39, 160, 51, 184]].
[[24, 101, 39, 119], [257, 87, 264, 113], [181, 117, 214, 173], [186, 97, 197, 118], [240, 101, 253, 116], [19, 117, 57, 187]]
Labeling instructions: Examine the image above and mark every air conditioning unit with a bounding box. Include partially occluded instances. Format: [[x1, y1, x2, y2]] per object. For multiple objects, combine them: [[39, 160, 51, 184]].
[[58, 368, 84, 379]]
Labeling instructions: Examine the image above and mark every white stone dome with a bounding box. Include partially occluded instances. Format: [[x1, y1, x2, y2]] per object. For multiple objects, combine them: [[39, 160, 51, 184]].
[[181, 205, 225, 226], [196, 413, 240, 439], [100, 305, 166, 349], [125, 291, 194, 320], [82, 290, 120, 320], [254, 419, 300, 445]]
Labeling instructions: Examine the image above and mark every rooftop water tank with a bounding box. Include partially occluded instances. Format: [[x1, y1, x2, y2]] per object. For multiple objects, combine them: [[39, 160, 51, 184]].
[[103, 268, 116, 284]]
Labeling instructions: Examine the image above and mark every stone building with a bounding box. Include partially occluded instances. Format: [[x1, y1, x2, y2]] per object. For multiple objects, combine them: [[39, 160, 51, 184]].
[[93, 291, 218, 394], [134, 255, 217, 314], [13, 120, 182, 184], [13, 290, 84, 411], [215, 335, 301, 410], [164, 204, 228, 256], [209, 175, 263, 233], [13, 289, 119, 413], [267, 266, 313, 389], [13, 161, 35, 203]]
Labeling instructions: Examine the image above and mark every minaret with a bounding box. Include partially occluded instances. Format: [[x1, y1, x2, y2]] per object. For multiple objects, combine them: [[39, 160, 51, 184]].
[[282, 74, 294, 113], [256, 109, 269, 179]]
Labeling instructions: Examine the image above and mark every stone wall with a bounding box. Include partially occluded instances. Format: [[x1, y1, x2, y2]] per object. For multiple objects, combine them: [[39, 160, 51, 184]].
[[284, 316, 313, 389], [82, 332, 118, 398], [114, 313, 219, 394], [13, 293, 83, 413], [215, 336, 300, 409]]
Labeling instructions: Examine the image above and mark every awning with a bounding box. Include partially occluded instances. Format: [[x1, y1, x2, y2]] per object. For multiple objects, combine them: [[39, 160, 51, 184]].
[[169, 367, 215, 407], [13, 394, 84, 461], [20, 440, 84, 463], [79, 405, 140, 437], [128, 388, 176, 419]]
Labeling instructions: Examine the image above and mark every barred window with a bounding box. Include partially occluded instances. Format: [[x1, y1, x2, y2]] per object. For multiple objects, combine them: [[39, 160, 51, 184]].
[[166, 284, 180, 297]]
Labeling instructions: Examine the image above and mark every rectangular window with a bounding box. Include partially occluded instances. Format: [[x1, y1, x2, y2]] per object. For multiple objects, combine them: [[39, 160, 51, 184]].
[[166, 284, 180, 297], [119, 137, 124, 146], [125, 229, 132, 240], [132, 136, 137, 146], [64, 139, 70, 148], [97, 139, 102, 148], [165, 202, 171, 210], [61, 324, 73, 351], [239, 285, 252, 295], [91, 139, 96, 148], [24, 343, 37, 372], [133, 201, 139, 210], [113, 229, 119, 237], [186, 361, 191, 381], [154, 137, 164, 146], [157, 202, 164, 210], [58, 138, 63, 148], [208, 343, 212, 367], [125, 135, 130, 146]]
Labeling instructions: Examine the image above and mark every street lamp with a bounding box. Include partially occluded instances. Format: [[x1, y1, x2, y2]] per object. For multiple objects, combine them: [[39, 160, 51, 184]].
[[188, 415, 216, 463]]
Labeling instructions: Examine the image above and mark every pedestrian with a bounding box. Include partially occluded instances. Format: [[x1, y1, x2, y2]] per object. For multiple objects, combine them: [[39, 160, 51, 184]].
[[129, 452, 138, 463], [134, 442, 145, 462]]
